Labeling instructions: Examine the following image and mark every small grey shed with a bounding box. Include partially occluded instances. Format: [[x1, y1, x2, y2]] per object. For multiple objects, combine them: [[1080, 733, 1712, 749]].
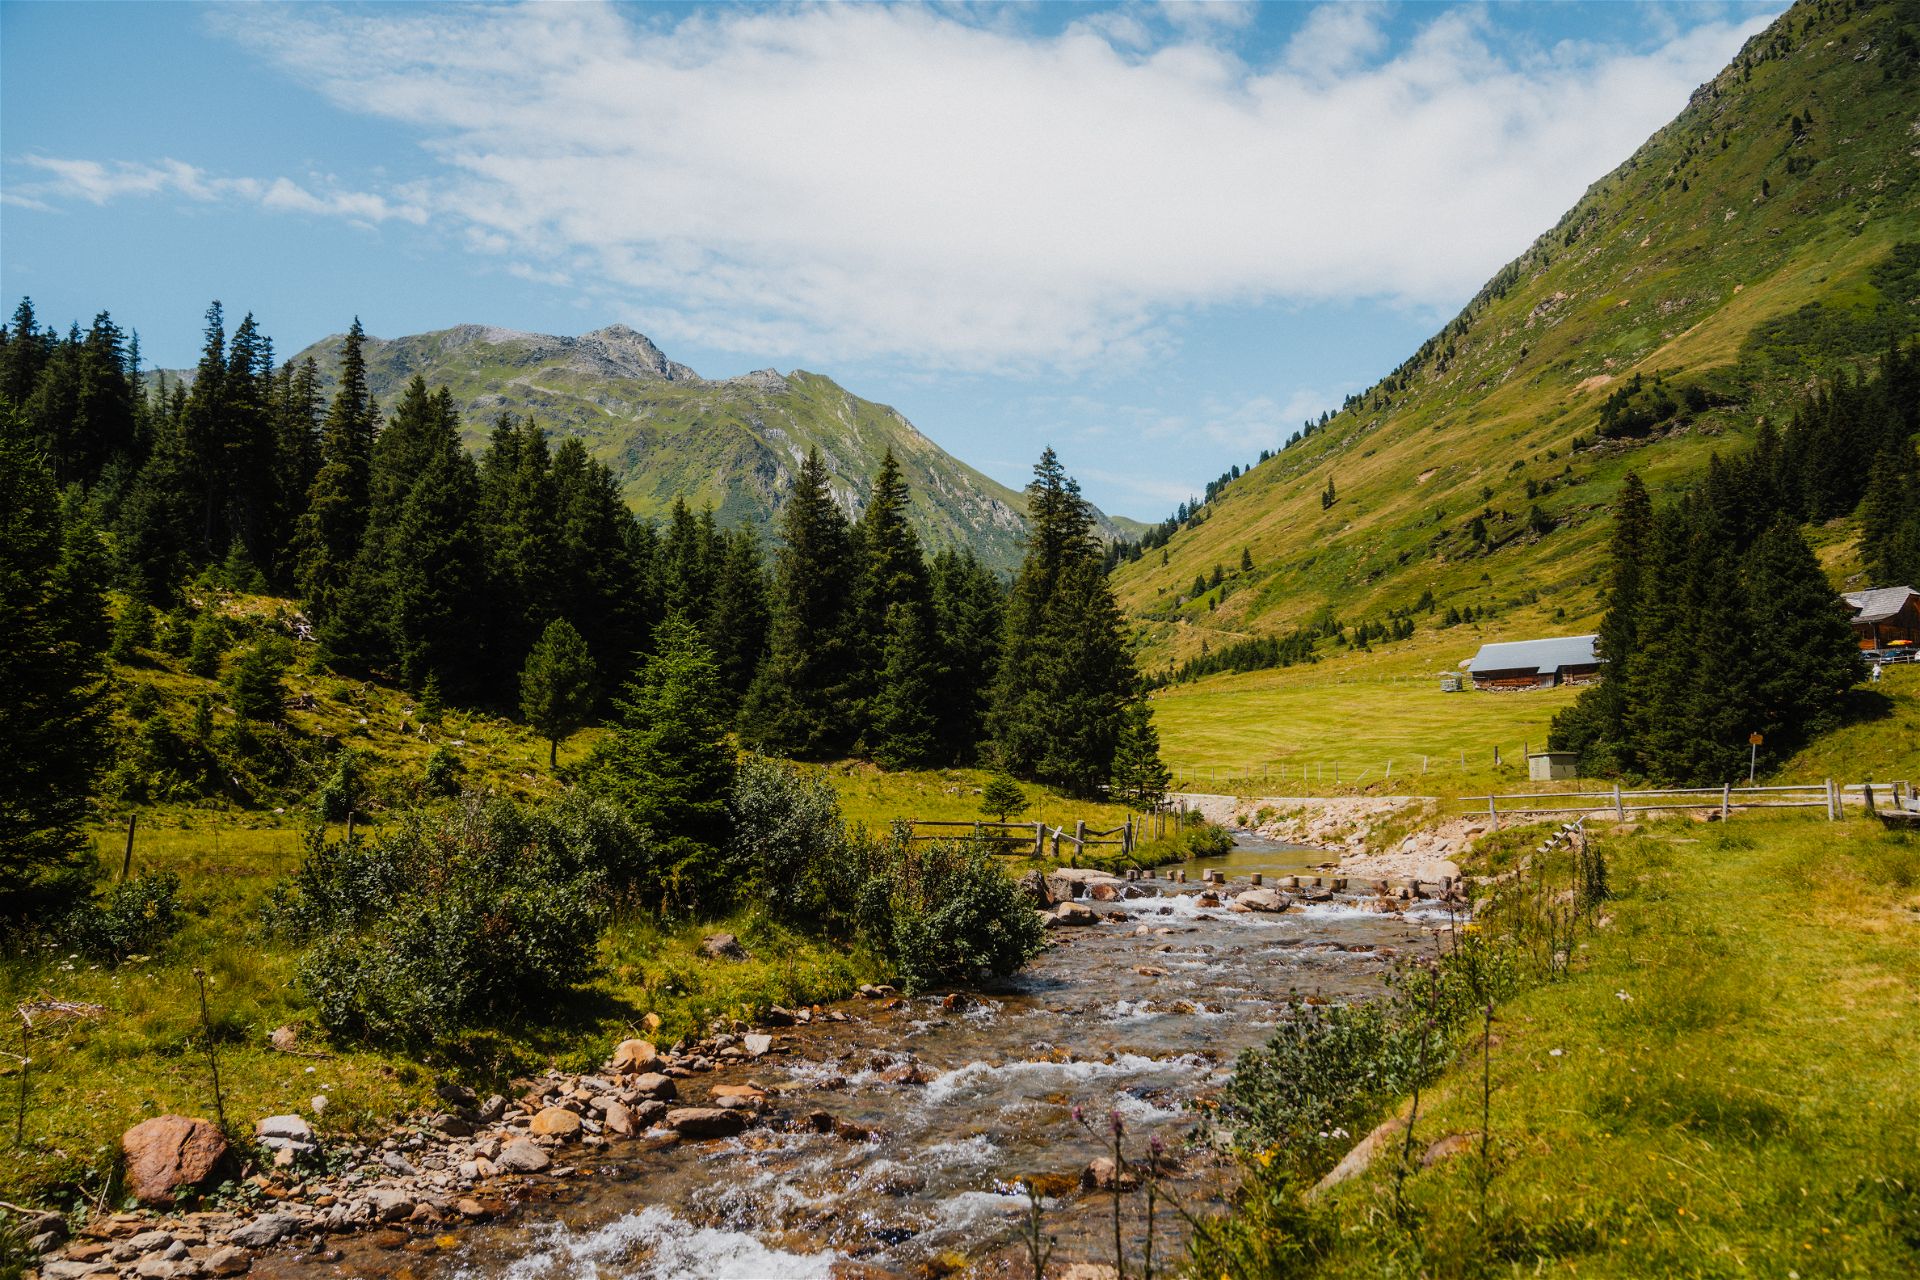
[[1528, 751, 1578, 781]]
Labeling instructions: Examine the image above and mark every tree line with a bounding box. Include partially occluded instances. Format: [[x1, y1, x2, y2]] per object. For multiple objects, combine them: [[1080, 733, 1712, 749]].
[[0, 299, 1167, 917], [1550, 342, 1918, 783]]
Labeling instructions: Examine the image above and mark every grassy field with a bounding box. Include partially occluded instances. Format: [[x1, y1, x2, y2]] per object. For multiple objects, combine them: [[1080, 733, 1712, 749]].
[[1282, 811, 1920, 1276], [1147, 617, 1586, 797], [0, 810, 884, 1211], [817, 761, 1135, 835]]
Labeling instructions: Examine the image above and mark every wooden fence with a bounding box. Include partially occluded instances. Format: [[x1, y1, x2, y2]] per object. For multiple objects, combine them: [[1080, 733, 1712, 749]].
[[1460, 779, 1918, 827], [905, 817, 1140, 858]]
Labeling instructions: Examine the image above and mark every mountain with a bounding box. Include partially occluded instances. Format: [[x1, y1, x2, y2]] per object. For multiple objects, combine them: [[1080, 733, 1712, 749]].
[[284, 323, 1143, 573], [1112, 0, 1920, 672]]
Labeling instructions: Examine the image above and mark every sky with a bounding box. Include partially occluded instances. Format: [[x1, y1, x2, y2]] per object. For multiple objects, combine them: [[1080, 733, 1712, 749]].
[[1, 0, 1784, 520]]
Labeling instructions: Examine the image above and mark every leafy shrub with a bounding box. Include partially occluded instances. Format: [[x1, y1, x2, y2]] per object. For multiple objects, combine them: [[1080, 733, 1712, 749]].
[[421, 746, 462, 798], [837, 828, 1045, 994], [60, 871, 185, 962], [185, 610, 227, 678], [313, 748, 368, 822], [224, 635, 291, 722], [1223, 934, 1515, 1171], [726, 754, 846, 923], [269, 795, 639, 1046]]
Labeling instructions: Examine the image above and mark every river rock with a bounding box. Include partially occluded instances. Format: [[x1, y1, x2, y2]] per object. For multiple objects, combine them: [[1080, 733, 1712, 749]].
[[203, 1246, 252, 1276], [610, 1039, 659, 1073], [600, 1099, 634, 1135], [741, 1033, 773, 1057], [365, 1188, 415, 1222], [627, 1071, 677, 1101], [668, 1106, 747, 1138], [121, 1116, 234, 1206], [711, 1084, 770, 1109], [1017, 870, 1052, 909], [495, 1137, 551, 1173], [1050, 901, 1097, 926], [701, 932, 748, 961], [530, 1107, 583, 1139], [227, 1213, 299, 1249], [1080, 1156, 1141, 1192], [1234, 888, 1290, 913]]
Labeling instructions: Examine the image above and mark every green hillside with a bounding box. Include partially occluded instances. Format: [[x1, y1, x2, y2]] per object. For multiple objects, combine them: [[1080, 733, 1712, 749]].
[[1114, 0, 1920, 672], [286, 323, 1141, 573]]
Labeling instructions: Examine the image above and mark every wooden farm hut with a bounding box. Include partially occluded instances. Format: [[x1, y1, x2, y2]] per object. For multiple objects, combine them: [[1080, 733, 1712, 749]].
[[1467, 635, 1601, 691], [1842, 586, 1920, 651]]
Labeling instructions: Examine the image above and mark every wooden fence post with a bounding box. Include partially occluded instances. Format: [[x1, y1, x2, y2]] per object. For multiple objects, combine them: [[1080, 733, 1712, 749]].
[[1721, 783, 1730, 821], [1826, 778, 1837, 821], [1488, 795, 1499, 831], [1033, 822, 1045, 857], [1863, 782, 1876, 817], [121, 812, 137, 881], [1074, 820, 1087, 853], [1614, 782, 1625, 822]]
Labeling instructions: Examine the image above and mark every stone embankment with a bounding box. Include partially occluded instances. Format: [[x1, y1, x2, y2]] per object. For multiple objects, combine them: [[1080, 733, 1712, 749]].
[[25, 998, 881, 1279], [1172, 792, 1492, 884]]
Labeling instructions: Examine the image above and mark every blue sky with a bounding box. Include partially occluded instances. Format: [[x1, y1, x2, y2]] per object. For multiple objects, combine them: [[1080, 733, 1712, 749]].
[[2, 1, 1782, 519]]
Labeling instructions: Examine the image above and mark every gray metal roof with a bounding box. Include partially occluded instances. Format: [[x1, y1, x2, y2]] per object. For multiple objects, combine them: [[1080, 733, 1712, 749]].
[[1842, 586, 1919, 625], [1468, 634, 1600, 675]]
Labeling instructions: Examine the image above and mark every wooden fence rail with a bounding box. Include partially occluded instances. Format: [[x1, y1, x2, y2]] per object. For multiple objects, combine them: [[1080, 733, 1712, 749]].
[[903, 817, 1139, 857], [1460, 779, 1916, 827]]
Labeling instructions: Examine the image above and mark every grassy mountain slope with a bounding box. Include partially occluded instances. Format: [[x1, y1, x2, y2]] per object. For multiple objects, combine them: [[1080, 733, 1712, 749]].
[[290, 323, 1141, 573], [1115, 0, 1920, 676]]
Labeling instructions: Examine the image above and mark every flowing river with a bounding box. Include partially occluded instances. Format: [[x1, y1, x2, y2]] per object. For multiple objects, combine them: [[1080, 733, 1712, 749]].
[[291, 837, 1449, 1278]]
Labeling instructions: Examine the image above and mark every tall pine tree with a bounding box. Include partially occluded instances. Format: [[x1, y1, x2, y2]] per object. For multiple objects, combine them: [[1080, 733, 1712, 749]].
[[741, 449, 859, 757]]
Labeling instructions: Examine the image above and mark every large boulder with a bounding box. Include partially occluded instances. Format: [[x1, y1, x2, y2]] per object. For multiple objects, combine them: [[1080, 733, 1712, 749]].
[[609, 1039, 659, 1073], [529, 1107, 582, 1139], [1050, 901, 1098, 927], [121, 1116, 234, 1206], [626, 1071, 677, 1101], [493, 1137, 551, 1173], [1234, 888, 1291, 913], [701, 933, 748, 961], [667, 1106, 747, 1138], [1016, 870, 1052, 909]]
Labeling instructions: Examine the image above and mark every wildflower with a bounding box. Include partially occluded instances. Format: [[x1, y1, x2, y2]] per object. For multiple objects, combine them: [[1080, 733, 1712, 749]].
[[1615, 989, 1633, 1002], [1109, 1108, 1124, 1137]]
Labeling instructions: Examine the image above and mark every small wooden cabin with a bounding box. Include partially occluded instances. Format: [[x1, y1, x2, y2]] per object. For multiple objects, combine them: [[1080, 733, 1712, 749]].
[[1467, 635, 1601, 691], [1843, 586, 1920, 650]]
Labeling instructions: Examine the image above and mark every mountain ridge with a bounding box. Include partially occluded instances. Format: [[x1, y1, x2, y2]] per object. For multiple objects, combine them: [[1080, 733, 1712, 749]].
[[274, 323, 1143, 573], [1112, 0, 1920, 673]]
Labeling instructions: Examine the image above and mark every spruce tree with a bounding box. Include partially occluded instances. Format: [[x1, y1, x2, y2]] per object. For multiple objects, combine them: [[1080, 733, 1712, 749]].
[[1109, 698, 1173, 811], [869, 601, 941, 768], [0, 411, 107, 919], [705, 527, 770, 710], [293, 318, 378, 624], [1744, 522, 1864, 752], [988, 450, 1139, 795], [476, 413, 560, 681], [741, 448, 858, 757], [582, 614, 735, 909], [520, 617, 598, 769], [853, 450, 936, 754], [929, 547, 1003, 759], [1551, 473, 1651, 770], [552, 437, 653, 679]]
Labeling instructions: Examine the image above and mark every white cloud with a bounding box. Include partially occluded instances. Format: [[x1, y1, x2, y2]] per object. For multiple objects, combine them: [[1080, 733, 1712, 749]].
[[43, 2, 1778, 371], [4, 156, 428, 226]]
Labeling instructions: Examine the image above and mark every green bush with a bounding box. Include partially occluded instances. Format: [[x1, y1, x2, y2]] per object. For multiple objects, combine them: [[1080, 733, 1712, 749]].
[[185, 611, 227, 678], [313, 748, 368, 822], [838, 828, 1046, 994], [1223, 933, 1515, 1171], [224, 635, 291, 722], [726, 754, 846, 923], [421, 746, 462, 798], [60, 871, 185, 962], [269, 795, 639, 1046]]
